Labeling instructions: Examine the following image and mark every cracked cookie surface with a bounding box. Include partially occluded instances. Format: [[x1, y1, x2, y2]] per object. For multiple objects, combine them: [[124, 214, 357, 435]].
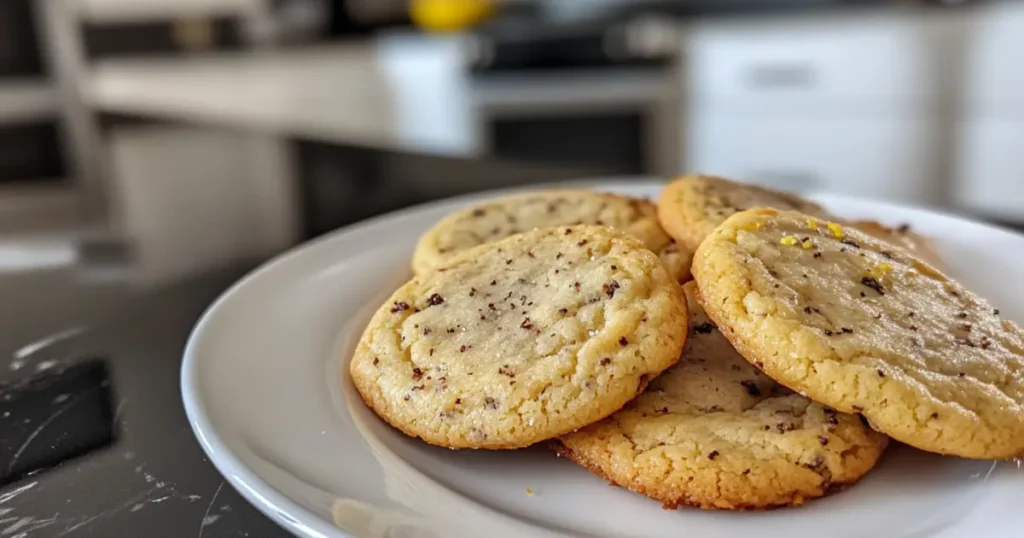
[[692, 208, 1024, 459], [412, 189, 686, 280], [657, 175, 831, 253], [350, 225, 688, 449], [555, 282, 887, 509]]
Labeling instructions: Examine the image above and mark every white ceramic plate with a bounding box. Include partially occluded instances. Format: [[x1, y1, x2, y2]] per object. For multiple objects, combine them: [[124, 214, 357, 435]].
[[182, 180, 1024, 538]]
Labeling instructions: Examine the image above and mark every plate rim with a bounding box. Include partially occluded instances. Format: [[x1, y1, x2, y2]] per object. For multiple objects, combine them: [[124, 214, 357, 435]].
[[181, 179, 1024, 538]]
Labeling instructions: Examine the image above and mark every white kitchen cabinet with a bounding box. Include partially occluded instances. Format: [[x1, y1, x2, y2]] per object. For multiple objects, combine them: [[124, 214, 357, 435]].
[[955, 119, 1024, 221], [960, 1, 1024, 115], [689, 113, 939, 203], [683, 12, 951, 204], [953, 1, 1024, 221], [687, 14, 938, 107]]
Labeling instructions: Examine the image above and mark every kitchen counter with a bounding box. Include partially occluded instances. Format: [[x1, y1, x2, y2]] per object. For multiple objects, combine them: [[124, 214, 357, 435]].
[[84, 39, 479, 156], [0, 264, 290, 537]]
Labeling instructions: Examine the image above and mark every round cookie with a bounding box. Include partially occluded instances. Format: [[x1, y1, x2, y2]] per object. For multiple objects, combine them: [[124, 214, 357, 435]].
[[658, 239, 693, 283], [412, 190, 675, 275], [851, 220, 944, 270], [555, 282, 887, 510], [657, 175, 831, 252], [350, 225, 688, 449], [692, 208, 1024, 459]]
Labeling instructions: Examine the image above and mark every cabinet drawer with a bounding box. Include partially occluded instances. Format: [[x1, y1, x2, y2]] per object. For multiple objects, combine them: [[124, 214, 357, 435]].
[[687, 14, 935, 105], [954, 119, 1024, 220], [686, 113, 939, 204], [963, 2, 1024, 116]]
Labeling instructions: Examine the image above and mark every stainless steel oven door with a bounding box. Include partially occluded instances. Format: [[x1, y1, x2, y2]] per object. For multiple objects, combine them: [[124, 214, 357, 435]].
[[471, 67, 681, 178]]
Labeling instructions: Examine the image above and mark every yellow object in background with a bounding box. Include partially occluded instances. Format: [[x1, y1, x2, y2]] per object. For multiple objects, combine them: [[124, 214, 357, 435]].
[[411, 0, 496, 32]]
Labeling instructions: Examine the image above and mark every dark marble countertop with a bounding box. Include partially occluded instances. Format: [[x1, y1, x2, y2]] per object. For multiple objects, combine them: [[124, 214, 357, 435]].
[[0, 266, 290, 538]]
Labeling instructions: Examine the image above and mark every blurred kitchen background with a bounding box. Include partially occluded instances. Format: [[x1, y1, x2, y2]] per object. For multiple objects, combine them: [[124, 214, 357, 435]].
[[2, 0, 1023, 283]]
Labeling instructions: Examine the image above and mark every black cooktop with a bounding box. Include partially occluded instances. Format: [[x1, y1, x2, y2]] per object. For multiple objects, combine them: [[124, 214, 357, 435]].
[[0, 266, 288, 537], [468, 0, 929, 72]]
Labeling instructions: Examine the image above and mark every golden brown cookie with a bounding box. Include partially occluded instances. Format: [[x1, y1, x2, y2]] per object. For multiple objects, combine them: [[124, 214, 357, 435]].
[[851, 220, 944, 270], [658, 240, 693, 283], [657, 175, 831, 252], [411, 190, 675, 276], [350, 225, 688, 449], [555, 282, 887, 510], [692, 208, 1024, 459]]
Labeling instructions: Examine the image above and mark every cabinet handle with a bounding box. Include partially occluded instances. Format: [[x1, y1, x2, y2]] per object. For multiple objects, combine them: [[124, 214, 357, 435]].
[[745, 63, 816, 89]]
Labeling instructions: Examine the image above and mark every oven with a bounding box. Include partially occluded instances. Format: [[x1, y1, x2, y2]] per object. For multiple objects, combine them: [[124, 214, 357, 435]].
[[472, 67, 681, 177], [468, 13, 682, 178]]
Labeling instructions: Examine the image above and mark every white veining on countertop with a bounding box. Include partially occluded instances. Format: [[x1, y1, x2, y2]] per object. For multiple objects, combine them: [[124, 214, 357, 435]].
[[1, 517, 32, 535], [0, 483, 36, 505], [11, 327, 86, 366], [32, 361, 59, 373], [7, 396, 82, 475], [197, 481, 225, 538], [0, 475, 208, 538], [111, 398, 128, 423], [0, 458, 208, 537], [59, 485, 162, 535], [0, 514, 60, 537]]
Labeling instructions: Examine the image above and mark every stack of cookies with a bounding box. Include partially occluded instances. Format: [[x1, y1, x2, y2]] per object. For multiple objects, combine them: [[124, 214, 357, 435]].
[[349, 176, 1024, 511]]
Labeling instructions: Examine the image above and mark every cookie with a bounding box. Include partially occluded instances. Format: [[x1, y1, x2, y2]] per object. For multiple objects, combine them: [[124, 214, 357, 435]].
[[657, 175, 831, 252], [350, 225, 688, 449], [692, 208, 1024, 459], [851, 220, 944, 270], [658, 240, 693, 283], [555, 282, 887, 510], [412, 190, 675, 275]]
